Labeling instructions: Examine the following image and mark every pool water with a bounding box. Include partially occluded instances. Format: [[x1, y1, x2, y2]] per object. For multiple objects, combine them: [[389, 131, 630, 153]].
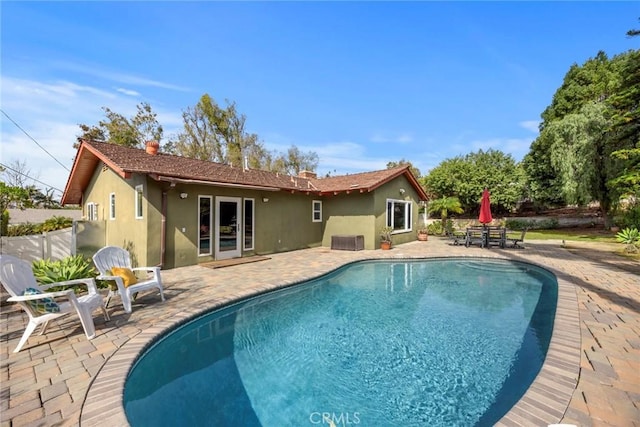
[[124, 258, 557, 427]]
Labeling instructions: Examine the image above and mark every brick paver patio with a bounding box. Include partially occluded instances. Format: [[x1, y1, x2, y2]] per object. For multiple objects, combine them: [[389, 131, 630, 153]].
[[1, 237, 638, 426]]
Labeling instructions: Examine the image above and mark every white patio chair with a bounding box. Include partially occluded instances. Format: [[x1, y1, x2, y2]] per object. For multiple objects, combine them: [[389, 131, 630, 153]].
[[0, 255, 109, 353], [92, 246, 165, 314]]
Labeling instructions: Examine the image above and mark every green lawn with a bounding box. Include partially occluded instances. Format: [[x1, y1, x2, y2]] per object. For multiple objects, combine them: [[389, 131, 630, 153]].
[[524, 229, 618, 243]]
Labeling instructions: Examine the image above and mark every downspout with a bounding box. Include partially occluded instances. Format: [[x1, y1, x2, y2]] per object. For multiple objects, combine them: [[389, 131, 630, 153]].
[[160, 190, 167, 268]]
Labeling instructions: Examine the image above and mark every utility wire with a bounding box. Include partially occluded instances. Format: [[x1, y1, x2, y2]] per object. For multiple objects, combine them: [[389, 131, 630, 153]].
[[1, 109, 70, 172], [0, 162, 64, 194]]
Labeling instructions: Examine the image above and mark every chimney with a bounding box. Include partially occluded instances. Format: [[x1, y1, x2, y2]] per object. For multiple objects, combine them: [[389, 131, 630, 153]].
[[145, 140, 160, 155], [299, 170, 317, 179]]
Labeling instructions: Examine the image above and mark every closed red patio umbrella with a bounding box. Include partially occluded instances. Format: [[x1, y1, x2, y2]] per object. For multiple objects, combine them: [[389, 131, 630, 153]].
[[479, 188, 493, 225]]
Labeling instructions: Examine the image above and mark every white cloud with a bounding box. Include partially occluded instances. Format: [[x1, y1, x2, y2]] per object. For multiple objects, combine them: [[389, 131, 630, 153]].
[[1, 75, 185, 199], [117, 87, 141, 97], [52, 60, 191, 92], [519, 120, 540, 133], [469, 137, 534, 160], [260, 135, 389, 175], [370, 132, 414, 144]]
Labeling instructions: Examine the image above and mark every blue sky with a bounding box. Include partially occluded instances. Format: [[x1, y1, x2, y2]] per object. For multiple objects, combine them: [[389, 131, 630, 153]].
[[1, 1, 638, 199]]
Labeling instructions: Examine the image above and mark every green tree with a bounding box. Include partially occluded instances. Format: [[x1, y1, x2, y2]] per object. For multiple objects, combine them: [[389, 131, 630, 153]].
[[77, 102, 164, 148], [540, 51, 619, 128], [0, 182, 32, 235], [422, 149, 525, 214], [545, 102, 616, 223], [31, 187, 61, 209], [171, 94, 318, 174], [606, 49, 640, 202], [386, 160, 421, 178], [523, 50, 632, 209], [276, 146, 319, 176], [171, 94, 266, 167], [521, 134, 565, 209]]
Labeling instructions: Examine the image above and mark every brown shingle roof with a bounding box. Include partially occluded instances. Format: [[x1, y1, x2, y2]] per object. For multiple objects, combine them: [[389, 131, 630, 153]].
[[310, 165, 414, 194], [62, 141, 428, 204]]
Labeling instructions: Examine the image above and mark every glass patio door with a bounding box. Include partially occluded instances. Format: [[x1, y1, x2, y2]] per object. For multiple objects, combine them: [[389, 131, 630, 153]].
[[215, 196, 241, 260]]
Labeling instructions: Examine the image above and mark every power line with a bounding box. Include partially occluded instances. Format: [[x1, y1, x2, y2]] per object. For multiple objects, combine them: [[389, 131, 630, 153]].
[[1, 109, 70, 172], [0, 162, 64, 194]]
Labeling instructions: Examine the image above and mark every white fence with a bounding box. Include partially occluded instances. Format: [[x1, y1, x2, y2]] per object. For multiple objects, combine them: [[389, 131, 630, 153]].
[[0, 228, 75, 262]]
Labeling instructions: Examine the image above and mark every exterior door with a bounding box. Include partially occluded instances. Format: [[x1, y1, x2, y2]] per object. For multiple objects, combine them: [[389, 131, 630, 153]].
[[215, 197, 241, 260]]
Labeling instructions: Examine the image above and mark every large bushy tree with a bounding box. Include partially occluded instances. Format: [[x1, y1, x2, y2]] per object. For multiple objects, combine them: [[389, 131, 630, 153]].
[[169, 94, 318, 174], [523, 51, 622, 208], [607, 49, 640, 200], [421, 149, 525, 214], [523, 46, 639, 222], [169, 95, 260, 166], [545, 102, 616, 223], [77, 102, 164, 148]]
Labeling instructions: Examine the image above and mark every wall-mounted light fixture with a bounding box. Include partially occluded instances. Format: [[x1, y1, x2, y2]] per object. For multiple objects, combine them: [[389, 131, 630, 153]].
[[399, 188, 406, 195], [179, 192, 188, 199], [262, 197, 269, 203]]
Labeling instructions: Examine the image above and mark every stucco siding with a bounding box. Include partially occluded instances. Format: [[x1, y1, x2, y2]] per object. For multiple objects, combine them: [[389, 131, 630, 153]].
[[79, 167, 152, 266], [374, 176, 422, 246], [255, 191, 323, 254], [162, 185, 323, 268], [322, 193, 376, 249], [144, 178, 163, 267]]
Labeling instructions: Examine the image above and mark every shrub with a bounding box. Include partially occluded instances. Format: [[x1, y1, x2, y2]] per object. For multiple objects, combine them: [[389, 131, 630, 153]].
[[7, 222, 40, 236], [1, 210, 8, 236], [505, 218, 558, 230], [6, 216, 74, 236], [427, 221, 444, 235], [616, 227, 640, 254], [41, 216, 73, 232], [32, 255, 103, 291], [615, 203, 640, 229], [616, 227, 640, 245]]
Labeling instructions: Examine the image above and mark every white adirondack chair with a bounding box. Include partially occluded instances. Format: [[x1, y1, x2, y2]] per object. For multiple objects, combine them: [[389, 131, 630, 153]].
[[0, 255, 109, 353], [92, 246, 165, 314]]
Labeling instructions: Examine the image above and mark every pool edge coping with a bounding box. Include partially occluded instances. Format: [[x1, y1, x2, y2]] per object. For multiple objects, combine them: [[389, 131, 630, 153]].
[[80, 253, 581, 427]]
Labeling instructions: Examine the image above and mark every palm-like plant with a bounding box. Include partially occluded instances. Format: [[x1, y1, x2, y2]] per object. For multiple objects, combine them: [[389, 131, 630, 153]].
[[616, 227, 640, 253], [427, 196, 464, 220]]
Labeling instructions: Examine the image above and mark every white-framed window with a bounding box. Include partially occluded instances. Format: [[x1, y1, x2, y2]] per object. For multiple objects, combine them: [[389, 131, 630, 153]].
[[135, 185, 144, 219], [312, 200, 322, 222], [109, 193, 116, 220], [386, 199, 412, 232], [243, 198, 255, 251], [86, 202, 98, 221], [198, 196, 212, 256]]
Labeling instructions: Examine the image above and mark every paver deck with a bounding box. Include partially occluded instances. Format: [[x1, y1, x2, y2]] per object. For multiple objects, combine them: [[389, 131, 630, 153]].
[[1, 237, 639, 426]]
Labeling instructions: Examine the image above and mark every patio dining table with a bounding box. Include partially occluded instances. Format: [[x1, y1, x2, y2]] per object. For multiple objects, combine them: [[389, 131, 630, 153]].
[[464, 226, 506, 248]]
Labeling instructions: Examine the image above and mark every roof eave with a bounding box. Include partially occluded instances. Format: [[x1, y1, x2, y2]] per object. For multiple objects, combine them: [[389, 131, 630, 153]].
[[151, 175, 285, 192], [61, 140, 131, 205]]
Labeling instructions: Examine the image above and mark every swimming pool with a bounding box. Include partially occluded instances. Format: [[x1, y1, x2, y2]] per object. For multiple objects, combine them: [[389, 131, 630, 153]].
[[124, 258, 557, 426]]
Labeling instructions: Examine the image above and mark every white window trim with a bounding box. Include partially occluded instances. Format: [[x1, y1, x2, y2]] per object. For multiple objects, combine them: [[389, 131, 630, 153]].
[[86, 202, 98, 221], [198, 195, 213, 257], [135, 185, 144, 219], [109, 193, 116, 220], [243, 198, 255, 251], [386, 199, 412, 233], [312, 200, 322, 222]]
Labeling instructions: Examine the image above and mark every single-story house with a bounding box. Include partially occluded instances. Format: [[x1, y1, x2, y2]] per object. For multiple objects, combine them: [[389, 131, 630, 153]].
[[61, 140, 429, 269]]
